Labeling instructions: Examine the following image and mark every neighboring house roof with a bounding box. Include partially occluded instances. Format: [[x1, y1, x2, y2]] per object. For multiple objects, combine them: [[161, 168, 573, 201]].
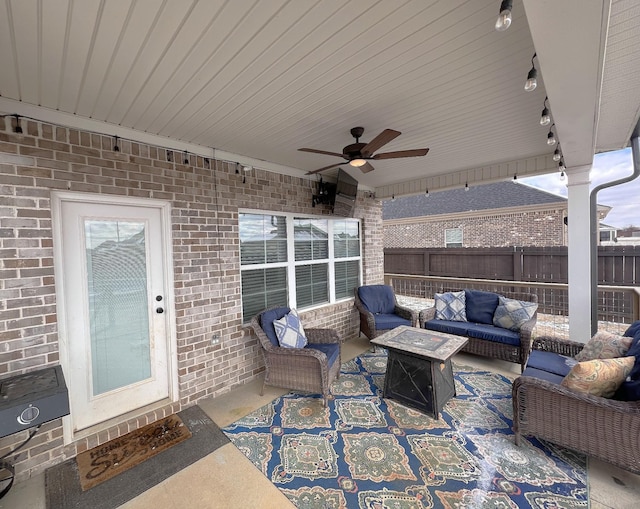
[[383, 181, 565, 220]]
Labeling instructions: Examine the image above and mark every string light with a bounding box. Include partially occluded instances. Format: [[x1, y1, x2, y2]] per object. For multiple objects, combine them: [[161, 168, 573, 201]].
[[113, 135, 120, 152], [524, 53, 538, 92], [464, 182, 469, 191], [495, 0, 513, 31], [13, 114, 23, 134], [553, 146, 562, 162], [547, 123, 557, 146], [540, 96, 551, 126], [183, 150, 189, 165]]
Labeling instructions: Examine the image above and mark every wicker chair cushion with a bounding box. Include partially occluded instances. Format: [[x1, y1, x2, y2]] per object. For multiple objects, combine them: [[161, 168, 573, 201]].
[[615, 332, 640, 400], [574, 331, 633, 361], [527, 350, 577, 377], [274, 309, 308, 349], [464, 290, 499, 325], [307, 343, 340, 367], [260, 306, 291, 346], [423, 319, 470, 336], [561, 357, 635, 398], [374, 313, 412, 330], [465, 322, 521, 346], [423, 319, 520, 346], [434, 291, 467, 321], [522, 366, 566, 384], [357, 285, 396, 314], [492, 296, 538, 332]]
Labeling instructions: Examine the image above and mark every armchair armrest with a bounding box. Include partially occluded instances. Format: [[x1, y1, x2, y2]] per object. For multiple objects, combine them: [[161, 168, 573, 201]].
[[305, 328, 342, 344], [418, 306, 436, 327], [394, 305, 418, 327], [532, 335, 585, 357]]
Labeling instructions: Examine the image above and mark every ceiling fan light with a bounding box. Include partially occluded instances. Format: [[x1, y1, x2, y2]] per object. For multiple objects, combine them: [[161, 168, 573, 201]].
[[350, 158, 367, 167]]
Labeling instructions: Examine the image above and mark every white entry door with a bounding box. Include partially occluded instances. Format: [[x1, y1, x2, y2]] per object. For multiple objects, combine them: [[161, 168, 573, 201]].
[[53, 193, 174, 433]]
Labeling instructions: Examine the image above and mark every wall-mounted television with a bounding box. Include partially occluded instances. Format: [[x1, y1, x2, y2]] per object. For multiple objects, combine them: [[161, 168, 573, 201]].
[[332, 168, 358, 217]]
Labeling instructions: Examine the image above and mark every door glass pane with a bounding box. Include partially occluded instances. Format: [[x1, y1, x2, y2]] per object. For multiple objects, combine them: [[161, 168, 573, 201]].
[[85, 220, 151, 395]]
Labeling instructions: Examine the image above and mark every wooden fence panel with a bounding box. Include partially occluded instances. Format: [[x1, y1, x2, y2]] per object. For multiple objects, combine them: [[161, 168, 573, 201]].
[[384, 246, 640, 286]]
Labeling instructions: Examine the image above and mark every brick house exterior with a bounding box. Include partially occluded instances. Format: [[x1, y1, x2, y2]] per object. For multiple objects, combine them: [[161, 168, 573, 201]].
[[383, 181, 610, 248], [0, 117, 384, 481]]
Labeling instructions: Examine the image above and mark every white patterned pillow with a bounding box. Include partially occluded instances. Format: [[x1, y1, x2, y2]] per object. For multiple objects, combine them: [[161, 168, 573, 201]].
[[434, 291, 467, 321], [574, 331, 633, 361], [273, 309, 308, 348], [492, 296, 538, 331]]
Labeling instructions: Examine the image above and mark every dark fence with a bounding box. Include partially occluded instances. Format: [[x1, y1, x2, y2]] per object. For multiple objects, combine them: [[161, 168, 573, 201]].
[[384, 246, 640, 286]]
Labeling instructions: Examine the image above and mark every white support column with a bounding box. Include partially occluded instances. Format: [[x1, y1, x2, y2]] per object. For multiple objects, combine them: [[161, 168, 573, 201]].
[[566, 164, 593, 342]]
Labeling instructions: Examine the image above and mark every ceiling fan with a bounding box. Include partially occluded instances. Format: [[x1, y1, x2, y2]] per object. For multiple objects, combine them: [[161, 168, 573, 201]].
[[299, 127, 429, 175]]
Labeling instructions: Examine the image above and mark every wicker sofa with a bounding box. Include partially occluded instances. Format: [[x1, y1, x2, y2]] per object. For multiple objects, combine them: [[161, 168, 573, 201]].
[[513, 335, 640, 474], [419, 290, 538, 372]]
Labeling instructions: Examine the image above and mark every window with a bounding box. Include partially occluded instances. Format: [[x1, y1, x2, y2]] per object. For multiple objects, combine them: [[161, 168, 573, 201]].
[[239, 211, 361, 321], [445, 227, 463, 248]]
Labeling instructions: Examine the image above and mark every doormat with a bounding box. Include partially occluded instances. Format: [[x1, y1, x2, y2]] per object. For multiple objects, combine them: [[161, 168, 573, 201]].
[[45, 405, 230, 509], [76, 413, 191, 491]]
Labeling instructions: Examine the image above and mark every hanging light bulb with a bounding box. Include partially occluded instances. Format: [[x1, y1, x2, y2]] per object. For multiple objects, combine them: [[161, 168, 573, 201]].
[[13, 114, 23, 134], [513, 174, 518, 182], [547, 131, 557, 146], [552, 147, 561, 162], [183, 151, 189, 164], [495, 0, 513, 31], [425, 188, 429, 196], [464, 182, 469, 191], [113, 135, 120, 152], [524, 53, 538, 92], [558, 158, 566, 172], [540, 97, 551, 125]]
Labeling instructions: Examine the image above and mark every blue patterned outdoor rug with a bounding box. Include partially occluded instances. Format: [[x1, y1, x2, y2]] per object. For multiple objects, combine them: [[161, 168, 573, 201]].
[[223, 352, 588, 508]]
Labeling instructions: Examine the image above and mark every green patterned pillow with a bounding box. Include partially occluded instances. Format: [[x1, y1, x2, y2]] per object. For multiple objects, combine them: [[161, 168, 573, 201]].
[[561, 357, 634, 398], [434, 291, 467, 321], [574, 331, 633, 361], [492, 296, 538, 331]]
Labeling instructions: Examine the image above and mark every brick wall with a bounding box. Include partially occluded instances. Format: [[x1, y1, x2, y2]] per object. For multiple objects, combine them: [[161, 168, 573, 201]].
[[0, 116, 383, 480], [384, 208, 567, 248]]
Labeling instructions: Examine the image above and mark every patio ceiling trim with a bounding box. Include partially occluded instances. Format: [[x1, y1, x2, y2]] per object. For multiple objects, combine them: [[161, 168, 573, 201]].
[[374, 153, 557, 199]]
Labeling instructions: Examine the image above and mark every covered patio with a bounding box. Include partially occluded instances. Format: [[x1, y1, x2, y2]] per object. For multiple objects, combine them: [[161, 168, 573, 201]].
[[1, 0, 640, 503]]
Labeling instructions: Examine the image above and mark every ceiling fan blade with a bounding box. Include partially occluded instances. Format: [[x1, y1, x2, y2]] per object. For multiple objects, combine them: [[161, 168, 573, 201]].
[[362, 129, 401, 156], [298, 148, 347, 159], [306, 162, 346, 175], [359, 161, 375, 173], [372, 148, 429, 160]]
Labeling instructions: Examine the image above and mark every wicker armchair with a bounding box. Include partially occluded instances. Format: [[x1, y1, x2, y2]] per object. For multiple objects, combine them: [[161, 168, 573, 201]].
[[251, 307, 342, 406], [354, 285, 418, 340], [513, 335, 640, 474]]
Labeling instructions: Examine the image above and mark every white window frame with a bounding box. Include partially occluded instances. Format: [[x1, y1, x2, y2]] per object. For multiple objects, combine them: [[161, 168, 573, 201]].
[[239, 209, 362, 321], [445, 227, 463, 248]]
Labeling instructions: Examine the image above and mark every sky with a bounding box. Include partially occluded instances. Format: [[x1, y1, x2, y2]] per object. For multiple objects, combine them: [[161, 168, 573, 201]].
[[520, 147, 639, 228]]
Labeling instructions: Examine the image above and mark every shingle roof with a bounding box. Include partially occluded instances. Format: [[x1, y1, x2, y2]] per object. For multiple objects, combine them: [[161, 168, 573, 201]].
[[383, 181, 566, 220]]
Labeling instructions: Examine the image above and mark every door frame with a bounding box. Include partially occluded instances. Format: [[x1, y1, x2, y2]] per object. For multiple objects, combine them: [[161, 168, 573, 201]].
[[51, 191, 178, 444]]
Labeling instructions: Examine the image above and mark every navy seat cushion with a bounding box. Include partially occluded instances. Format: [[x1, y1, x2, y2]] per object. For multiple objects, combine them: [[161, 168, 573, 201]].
[[522, 366, 565, 385], [307, 343, 340, 368], [465, 290, 499, 325], [527, 350, 576, 377], [465, 322, 520, 346], [260, 306, 291, 347], [623, 320, 640, 338], [374, 313, 412, 330], [358, 285, 396, 314], [423, 319, 469, 336]]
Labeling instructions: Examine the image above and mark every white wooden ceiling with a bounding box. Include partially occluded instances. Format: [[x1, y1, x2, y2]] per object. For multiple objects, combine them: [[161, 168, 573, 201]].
[[1, 0, 639, 197]]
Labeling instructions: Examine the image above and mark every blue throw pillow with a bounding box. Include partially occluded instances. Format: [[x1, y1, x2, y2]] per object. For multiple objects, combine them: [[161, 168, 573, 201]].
[[614, 330, 640, 401], [465, 290, 499, 325], [273, 309, 308, 349], [434, 291, 467, 321], [493, 296, 538, 331]]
